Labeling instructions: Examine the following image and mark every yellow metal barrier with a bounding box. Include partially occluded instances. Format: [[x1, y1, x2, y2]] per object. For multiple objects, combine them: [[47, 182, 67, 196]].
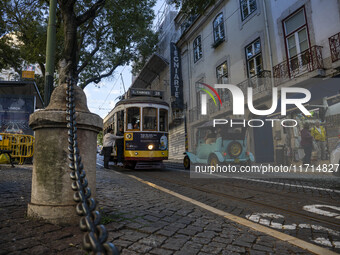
[[0, 133, 35, 165]]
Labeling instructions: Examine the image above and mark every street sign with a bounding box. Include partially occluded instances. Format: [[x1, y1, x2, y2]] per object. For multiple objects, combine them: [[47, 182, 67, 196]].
[[22, 71, 35, 79]]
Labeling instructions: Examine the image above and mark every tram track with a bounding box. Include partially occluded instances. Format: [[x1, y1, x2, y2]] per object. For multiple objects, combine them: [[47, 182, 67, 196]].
[[127, 170, 340, 229]]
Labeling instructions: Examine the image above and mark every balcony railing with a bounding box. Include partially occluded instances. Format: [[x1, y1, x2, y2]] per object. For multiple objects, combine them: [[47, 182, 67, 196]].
[[237, 70, 272, 97], [273, 45, 324, 86], [329, 32, 340, 62], [188, 71, 272, 123]]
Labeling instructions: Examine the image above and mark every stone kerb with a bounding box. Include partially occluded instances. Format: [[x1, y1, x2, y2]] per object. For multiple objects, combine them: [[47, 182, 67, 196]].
[[27, 83, 103, 225]]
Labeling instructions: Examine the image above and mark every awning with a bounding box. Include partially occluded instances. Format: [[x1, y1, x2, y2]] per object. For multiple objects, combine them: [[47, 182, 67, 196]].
[[131, 53, 168, 89], [0, 80, 44, 108], [268, 77, 340, 118]]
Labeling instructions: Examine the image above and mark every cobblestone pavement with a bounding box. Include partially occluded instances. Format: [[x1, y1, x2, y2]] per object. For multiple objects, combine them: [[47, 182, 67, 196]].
[[0, 165, 83, 255], [0, 163, 315, 254], [116, 166, 340, 253]]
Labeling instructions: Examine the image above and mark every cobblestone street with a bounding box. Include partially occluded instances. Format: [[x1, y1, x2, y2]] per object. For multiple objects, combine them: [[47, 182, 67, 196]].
[[0, 164, 317, 254]]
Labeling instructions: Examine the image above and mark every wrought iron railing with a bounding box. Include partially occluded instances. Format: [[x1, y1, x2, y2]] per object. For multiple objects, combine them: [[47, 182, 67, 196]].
[[329, 32, 340, 62], [273, 45, 324, 86], [237, 70, 271, 97]]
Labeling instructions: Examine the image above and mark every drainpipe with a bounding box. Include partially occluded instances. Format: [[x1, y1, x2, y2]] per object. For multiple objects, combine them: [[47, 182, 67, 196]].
[[185, 41, 191, 150], [262, 0, 274, 87]]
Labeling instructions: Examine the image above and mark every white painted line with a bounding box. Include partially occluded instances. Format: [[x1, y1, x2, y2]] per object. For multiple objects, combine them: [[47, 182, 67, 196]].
[[126, 173, 340, 255], [303, 205, 340, 219], [246, 213, 340, 236]]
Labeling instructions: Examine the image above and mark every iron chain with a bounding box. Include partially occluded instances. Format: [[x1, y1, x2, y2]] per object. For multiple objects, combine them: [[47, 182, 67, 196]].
[[66, 78, 119, 255]]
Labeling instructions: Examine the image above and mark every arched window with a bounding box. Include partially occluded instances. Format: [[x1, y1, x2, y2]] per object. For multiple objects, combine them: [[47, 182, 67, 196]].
[[193, 35, 202, 63], [213, 13, 225, 43]]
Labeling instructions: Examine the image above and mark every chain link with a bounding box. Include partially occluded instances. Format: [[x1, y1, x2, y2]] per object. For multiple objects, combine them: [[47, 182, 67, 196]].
[[66, 78, 119, 255]]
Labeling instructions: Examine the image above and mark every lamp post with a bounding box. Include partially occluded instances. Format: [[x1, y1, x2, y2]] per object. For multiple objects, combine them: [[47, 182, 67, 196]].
[[44, 0, 57, 107]]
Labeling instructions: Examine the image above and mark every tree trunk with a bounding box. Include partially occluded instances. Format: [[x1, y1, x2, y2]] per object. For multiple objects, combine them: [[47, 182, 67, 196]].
[[58, 1, 78, 85]]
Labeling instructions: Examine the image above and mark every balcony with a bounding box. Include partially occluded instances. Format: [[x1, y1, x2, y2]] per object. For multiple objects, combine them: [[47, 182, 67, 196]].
[[273, 45, 324, 86], [329, 32, 340, 63], [188, 71, 272, 123], [237, 70, 272, 101]]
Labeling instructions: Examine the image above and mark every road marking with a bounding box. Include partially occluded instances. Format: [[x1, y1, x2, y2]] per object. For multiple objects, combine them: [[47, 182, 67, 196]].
[[246, 213, 340, 248], [126, 174, 340, 255], [314, 238, 340, 249], [303, 205, 340, 219]]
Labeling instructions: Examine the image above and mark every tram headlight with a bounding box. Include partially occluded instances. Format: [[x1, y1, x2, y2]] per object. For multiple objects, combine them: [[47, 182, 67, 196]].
[[148, 144, 154, 150]]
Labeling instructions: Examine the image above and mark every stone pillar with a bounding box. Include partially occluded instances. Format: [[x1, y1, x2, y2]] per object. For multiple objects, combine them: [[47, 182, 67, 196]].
[[27, 83, 102, 225]]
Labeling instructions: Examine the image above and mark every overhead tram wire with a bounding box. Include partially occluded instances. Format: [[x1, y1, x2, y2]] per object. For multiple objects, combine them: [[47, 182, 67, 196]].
[[99, 65, 127, 111]]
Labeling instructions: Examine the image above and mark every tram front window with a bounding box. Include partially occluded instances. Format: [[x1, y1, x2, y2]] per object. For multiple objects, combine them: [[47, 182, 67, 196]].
[[127, 107, 140, 130], [159, 109, 168, 132], [143, 107, 157, 131]]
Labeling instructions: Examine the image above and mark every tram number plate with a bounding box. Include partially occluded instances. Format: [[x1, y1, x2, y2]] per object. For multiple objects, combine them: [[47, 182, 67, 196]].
[[234, 158, 240, 163]]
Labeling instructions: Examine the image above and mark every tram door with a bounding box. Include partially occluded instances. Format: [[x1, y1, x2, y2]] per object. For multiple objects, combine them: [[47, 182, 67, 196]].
[[116, 110, 124, 134]]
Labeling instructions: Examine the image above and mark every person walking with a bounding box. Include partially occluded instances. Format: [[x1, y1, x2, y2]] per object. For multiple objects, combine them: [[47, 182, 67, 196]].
[[102, 128, 123, 169], [301, 123, 313, 165], [311, 121, 327, 160], [116, 126, 124, 167]]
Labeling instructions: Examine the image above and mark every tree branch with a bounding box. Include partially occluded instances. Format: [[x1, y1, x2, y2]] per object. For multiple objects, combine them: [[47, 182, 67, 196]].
[[38, 62, 45, 77], [79, 63, 119, 89], [76, 44, 100, 75], [76, 0, 105, 26]]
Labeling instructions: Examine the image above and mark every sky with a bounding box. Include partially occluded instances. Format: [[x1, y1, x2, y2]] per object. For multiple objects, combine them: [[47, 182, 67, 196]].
[[84, 0, 167, 119]]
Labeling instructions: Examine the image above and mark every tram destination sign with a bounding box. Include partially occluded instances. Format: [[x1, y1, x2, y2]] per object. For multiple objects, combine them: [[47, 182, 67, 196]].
[[170, 42, 184, 110], [129, 89, 163, 98]]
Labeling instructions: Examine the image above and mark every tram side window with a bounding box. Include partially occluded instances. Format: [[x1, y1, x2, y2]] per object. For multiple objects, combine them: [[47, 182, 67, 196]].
[[116, 110, 124, 132], [127, 107, 140, 130], [143, 107, 157, 131], [159, 109, 168, 132]]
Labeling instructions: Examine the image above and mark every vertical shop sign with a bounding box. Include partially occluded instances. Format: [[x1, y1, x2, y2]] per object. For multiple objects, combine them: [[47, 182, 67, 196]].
[[170, 42, 184, 110]]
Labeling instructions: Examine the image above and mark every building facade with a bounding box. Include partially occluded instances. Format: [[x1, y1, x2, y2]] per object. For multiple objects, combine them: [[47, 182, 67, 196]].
[[175, 0, 340, 163], [129, 5, 187, 161]]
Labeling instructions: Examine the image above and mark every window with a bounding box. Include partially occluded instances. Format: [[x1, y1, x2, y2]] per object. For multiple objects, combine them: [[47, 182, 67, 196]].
[[240, 0, 257, 21], [216, 61, 229, 104], [159, 109, 168, 132], [283, 8, 310, 71], [193, 36, 202, 63], [195, 78, 204, 108], [245, 39, 262, 77], [126, 107, 140, 130], [143, 107, 157, 131], [213, 13, 225, 43], [216, 61, 228, 84]]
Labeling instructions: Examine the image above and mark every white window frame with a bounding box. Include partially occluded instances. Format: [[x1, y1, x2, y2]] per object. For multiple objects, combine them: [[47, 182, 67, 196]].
[[193, 35, 202, 63], [245, 39, 262, 77], [240, 0, 257, 21], [213, 13, 225, 43], [283, 7, 310, 74]]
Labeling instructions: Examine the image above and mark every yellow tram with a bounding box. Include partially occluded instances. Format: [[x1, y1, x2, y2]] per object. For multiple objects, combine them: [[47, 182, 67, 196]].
[[103, 89, 169, 169]]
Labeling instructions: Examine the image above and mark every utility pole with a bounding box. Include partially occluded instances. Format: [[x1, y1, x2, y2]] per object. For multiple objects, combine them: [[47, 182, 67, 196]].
[[44, 0, 57, 107]]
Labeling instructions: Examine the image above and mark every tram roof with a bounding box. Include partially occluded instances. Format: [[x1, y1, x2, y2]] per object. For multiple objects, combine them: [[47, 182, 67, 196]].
[[115, 96, 169, 107]]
